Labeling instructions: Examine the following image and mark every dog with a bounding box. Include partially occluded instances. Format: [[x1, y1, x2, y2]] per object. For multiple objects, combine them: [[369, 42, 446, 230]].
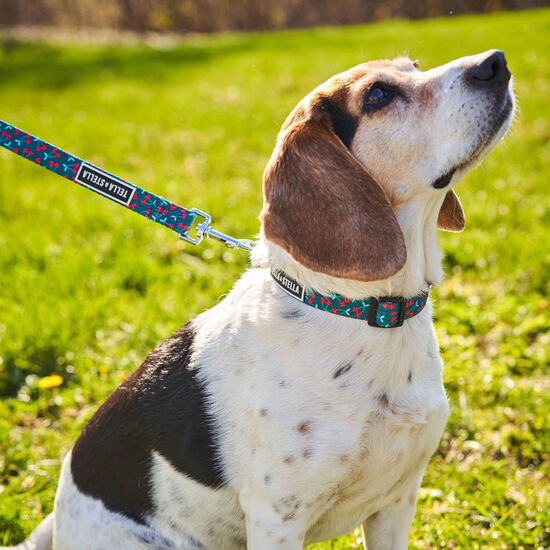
[[6, 50, 514, 550]]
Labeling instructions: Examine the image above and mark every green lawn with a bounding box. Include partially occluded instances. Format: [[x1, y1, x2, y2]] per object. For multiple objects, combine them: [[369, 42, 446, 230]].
[[1, 9, 549, 549]]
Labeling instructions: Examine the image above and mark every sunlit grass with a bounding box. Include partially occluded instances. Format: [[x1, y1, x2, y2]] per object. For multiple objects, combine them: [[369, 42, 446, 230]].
[[0, 8, 549, 548]]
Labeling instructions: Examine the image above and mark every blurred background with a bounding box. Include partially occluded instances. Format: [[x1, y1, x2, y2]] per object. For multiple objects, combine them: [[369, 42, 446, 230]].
[[1, 0, 549, 34], [0, 1, 549, 549]]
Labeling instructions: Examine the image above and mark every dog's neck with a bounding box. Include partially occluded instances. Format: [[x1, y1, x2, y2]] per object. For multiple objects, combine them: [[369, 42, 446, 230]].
[[253, 191, 447, 300]]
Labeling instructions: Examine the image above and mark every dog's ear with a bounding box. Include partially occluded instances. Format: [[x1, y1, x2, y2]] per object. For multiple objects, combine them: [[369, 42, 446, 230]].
[[437, 190, 465, 232], [260, 100, 406, 282]]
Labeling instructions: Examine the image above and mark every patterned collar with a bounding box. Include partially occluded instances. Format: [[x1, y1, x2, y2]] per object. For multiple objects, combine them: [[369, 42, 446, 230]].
[[271, 268, 429, 328]]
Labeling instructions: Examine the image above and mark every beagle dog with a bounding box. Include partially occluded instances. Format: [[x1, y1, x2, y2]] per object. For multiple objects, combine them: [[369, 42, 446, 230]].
[[8, 50, 514, 550]]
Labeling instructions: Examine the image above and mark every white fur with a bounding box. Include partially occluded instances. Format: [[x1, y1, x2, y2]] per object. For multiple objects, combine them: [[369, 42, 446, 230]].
[[9, 51, 514, 550]]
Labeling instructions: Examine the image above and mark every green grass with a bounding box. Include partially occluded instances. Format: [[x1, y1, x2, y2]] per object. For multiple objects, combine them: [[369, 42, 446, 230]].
[[0, 9, 549, 549]]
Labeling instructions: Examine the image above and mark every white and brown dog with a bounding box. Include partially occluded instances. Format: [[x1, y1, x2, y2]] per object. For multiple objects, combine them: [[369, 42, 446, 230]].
[[8, 50, 514, 550]]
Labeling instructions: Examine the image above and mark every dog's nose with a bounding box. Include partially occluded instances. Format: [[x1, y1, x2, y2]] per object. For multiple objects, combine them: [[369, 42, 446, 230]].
[[467, 50, 510, 87]]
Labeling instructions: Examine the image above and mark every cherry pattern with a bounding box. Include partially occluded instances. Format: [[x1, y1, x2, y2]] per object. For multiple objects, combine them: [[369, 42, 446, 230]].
[[305, 289, 429, 327], [0, 121, 196, 236]]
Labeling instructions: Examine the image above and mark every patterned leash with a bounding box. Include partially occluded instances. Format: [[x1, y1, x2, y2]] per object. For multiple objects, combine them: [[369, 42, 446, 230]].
[[0, 120, 254, 251]]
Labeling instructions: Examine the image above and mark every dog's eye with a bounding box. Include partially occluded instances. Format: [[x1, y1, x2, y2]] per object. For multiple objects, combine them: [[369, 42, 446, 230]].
[[363, 84, 397, 112], [365, 87, 387, 104]]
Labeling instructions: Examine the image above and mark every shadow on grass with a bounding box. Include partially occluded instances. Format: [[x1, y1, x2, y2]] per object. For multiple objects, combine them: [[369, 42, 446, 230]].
[[0, 37, 255, 89]]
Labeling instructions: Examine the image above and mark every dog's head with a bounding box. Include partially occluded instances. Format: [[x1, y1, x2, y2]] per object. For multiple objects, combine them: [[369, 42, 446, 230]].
[[260, 50, 514, 282]]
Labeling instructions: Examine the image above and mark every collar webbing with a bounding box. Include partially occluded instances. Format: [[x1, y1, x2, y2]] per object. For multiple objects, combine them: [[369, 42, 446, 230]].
[[271, 268, 429, 328]]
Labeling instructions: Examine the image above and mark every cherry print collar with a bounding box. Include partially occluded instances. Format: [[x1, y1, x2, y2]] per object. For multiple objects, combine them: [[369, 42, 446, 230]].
[[271, 268, 429, 328]]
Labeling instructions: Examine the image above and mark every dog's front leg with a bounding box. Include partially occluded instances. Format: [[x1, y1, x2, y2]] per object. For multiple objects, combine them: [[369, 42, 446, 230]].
[[240, 491, 306, 550], [360, 480, 421, 550]]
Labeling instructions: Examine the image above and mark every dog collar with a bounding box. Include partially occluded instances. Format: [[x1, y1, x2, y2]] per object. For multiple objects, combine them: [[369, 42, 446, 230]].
[[271, 268, 429, 328]]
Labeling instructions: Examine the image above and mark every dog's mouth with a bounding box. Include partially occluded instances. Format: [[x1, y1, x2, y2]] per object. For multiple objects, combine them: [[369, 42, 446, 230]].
[[432, 168, 457, 189], [431, 89, 514, 190]]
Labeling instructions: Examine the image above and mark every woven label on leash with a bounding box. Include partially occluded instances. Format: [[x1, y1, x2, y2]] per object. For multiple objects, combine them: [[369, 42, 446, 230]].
[[75, 163, 136, 206], [0, 120, 197, 237]]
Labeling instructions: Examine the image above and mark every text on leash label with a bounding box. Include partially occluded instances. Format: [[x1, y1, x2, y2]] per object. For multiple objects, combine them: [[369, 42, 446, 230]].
[[75, 163, 136, 206]]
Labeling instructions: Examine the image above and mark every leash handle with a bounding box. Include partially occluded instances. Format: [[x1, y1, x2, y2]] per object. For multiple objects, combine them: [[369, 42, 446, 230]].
[[0, 120, 253, 251]]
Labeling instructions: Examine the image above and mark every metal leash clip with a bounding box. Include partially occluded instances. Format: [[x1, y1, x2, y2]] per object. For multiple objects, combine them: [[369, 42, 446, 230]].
[[179, 208, 254, 252]]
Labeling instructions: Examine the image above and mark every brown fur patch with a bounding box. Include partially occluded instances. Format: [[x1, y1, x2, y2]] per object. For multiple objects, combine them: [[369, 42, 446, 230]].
[[261, 111, 406, 282]]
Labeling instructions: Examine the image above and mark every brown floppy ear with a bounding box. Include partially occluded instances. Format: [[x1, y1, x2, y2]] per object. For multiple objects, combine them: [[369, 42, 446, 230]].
[[260, 106, 406, 282], [437, 190, 465, 232]]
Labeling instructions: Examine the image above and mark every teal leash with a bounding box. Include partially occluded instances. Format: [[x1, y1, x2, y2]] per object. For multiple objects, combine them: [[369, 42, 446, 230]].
[[0, 119, 429, 327], [0, 120, 253, 251]]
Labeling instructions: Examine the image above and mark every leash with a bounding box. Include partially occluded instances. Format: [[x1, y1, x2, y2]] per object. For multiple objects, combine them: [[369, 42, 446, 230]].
[[0, 120, 254, 251]]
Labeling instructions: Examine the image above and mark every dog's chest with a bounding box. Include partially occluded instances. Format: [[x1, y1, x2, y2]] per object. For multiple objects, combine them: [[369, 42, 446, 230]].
[[184, 282, 449, 546], [304, 397, 449, 544]]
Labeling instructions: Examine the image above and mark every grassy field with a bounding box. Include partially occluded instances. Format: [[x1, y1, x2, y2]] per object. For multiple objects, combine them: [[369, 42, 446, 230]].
[[0, 9, 549, 549]]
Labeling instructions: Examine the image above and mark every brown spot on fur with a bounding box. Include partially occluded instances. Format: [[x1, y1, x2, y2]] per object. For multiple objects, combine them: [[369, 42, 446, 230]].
[[303, 448, 313, 458], [370, 511, 380, 520], [395, 497, 402, 504], [378, 393, 389, 408], [359, 448, 369, 460], [339, 454, 350, 464], [390, 425, 403, 434], [264, 474, 271, 485], [259, 408, 268, 417], [283, 455, 295, 464], [297, 421, 311, 434], [283, 512, 296, 522], [409, 493, 416, 506], [279, 495, 300, 509], [279, 537, 287, 544]]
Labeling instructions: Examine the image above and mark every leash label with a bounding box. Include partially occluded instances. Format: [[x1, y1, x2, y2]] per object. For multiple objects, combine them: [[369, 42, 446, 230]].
[[272, 269, 305, 301], [75, 162, 136, 206]]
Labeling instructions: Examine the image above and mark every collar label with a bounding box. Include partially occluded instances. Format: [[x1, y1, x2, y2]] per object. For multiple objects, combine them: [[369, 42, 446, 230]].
[[272, 269, 305, 301], [75, 162, 136, 206]]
